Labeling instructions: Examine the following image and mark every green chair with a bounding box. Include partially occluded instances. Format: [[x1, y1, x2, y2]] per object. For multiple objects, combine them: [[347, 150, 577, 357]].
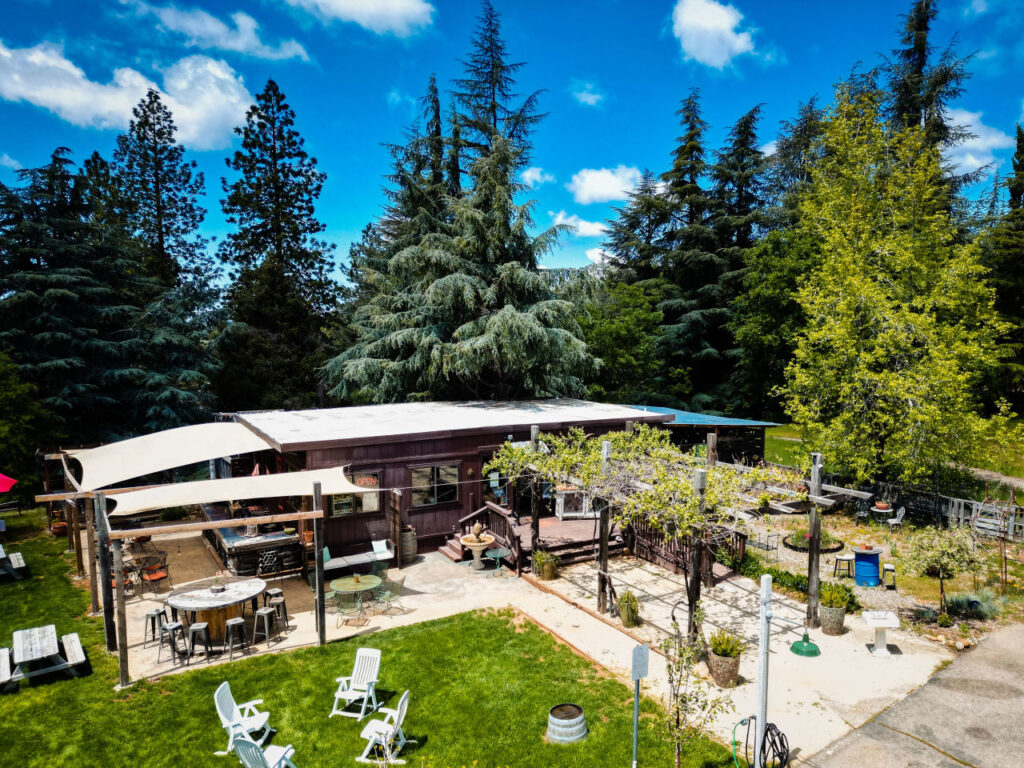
[[336, 592, 365, 628], [375, 574, 406, 615]]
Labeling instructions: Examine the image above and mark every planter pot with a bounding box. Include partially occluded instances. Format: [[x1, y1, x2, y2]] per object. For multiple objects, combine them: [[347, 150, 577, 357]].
[[302, 530, 314, 544], [400, 527, 418, 566], [876, 502, 890, 511], [820, 605, 846, 636], [538, 560, 558, 581], [619, 603, 640, 628], [52, 522, 68, 536], [707, 650, 740, 688]]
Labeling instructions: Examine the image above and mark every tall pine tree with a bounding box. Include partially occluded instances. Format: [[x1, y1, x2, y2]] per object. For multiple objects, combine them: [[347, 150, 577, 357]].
[[215, 79, 337, 410]]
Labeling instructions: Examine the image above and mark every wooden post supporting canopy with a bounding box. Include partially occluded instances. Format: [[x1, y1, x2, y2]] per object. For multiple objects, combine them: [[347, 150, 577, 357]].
[[806, 452, 823, 629], [597, 439, 612, 613], [70, 497, 84, 576], [84, 498, 99, 615], [530, 425, 540, 555], [112, 537, 130, 686], [706, 432, 718, 467], [313, 482, 326, 647], [94, 492, 117, 652]]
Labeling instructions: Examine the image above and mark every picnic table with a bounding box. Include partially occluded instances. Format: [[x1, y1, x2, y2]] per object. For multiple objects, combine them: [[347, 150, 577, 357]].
[[0, 543, 26, 580], [2, 624, 86, 690]]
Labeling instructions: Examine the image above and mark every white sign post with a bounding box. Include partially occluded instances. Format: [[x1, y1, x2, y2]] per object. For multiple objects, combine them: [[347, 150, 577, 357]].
[[631, 643, 649, 768]]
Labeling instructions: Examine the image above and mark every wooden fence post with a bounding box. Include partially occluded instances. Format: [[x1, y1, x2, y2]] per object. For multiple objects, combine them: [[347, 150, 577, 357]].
[[706, 433, 718, 467], [313, 482, 326, 647]]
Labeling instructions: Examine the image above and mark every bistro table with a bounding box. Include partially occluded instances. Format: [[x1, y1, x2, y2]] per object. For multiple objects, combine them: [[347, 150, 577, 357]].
[[166, 577, 266, 643], [329, 575, 382, 595], [485, 547, 511, 576]]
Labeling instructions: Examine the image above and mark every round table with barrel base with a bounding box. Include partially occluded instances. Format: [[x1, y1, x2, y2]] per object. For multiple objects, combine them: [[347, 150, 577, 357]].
[[852, 547, 884, 587], [166, 577, 266, 644]]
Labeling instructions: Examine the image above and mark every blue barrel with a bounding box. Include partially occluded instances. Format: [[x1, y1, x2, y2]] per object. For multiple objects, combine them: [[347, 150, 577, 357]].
[[854, 550, 880, 586]]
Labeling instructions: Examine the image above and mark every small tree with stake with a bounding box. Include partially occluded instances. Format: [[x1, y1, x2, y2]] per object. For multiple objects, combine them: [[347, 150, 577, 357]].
[[899, 527, 980, 615]]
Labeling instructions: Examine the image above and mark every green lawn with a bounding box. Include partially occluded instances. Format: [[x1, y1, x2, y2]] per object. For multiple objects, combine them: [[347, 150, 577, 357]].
[[0, 510, 736, 768]]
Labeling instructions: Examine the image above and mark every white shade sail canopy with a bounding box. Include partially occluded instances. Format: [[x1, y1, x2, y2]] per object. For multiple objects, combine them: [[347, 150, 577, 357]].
[[64, 422, 274, 492], [107, 467, 365, 517]]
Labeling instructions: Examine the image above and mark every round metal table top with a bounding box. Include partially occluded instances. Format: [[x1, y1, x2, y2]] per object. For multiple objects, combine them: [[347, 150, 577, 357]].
[[329, 575, 382, 593], [485, 547, 511, 560], [852, 547, 884, 556], [165, 577, 266, 612]]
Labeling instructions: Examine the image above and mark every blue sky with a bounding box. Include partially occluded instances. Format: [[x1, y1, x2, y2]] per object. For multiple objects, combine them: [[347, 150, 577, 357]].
[[0, 0, 1021, 270]]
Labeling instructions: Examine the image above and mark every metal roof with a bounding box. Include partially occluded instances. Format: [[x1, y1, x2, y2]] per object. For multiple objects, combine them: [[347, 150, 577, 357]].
[[624, 405, 778, 428], [235, 398, 671, 452]]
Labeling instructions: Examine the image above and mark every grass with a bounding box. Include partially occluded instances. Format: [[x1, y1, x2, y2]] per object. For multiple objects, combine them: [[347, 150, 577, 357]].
[[0, 510, 737, 768]]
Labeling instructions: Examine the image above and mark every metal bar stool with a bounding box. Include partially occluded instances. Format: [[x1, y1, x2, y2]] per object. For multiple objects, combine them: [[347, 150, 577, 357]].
[[263, 587, 283, 606], [883, 563, 897, 590], [144, 608, 167, 647], [187, 622, 211, 665], [157, 621, 184, 664], [252, 607, 276, 647], [833, 553, 854, 578], [226, 617, 247, 660], [269, 596, 289, 631]]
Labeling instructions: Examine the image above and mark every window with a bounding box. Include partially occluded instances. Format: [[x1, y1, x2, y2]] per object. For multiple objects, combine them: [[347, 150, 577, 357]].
[[410, 464, 459, 507], [330, 472, 381, 517]]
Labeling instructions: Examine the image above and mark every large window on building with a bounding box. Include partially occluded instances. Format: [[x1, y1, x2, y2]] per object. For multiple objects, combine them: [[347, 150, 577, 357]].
[[330, 471, 381, 517], [410, 464, 459, 507]]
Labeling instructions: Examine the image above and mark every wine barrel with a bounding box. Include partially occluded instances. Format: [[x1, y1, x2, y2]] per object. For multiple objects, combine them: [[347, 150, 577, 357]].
[[400, 528, 418, 566], [546, 703, 587, 743]]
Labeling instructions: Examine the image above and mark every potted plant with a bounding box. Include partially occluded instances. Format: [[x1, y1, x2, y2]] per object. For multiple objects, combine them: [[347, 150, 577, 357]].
[[875, 501, 890, 511], [618, 590, 640, 627], [707, 629, 746, 688], [533, 550, 559, 581], [819, 582, 849, 635]]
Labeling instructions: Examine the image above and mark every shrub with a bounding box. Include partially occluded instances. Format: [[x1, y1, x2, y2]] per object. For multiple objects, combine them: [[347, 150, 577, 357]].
[[618, 589, 638, 613], [735, 552, 861, 611], [947, 589, 1003, 621], [532, 550, 559, 568], [708, 630, 746, 658], [819, 581, 850, 609], [786, 527, 838, 550], [937, 613, 953, 628]]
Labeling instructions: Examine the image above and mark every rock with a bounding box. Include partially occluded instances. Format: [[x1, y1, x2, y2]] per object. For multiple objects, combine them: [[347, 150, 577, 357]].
[[955, 641, 965, 651]]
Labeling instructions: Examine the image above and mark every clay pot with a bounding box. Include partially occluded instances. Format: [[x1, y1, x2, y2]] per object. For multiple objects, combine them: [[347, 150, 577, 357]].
[[539, 560, 557, 581], [876, 502, 890, 511], [820, 605, 846, 636], [707, 650, 741, 688], [303, 530, 314, 544]]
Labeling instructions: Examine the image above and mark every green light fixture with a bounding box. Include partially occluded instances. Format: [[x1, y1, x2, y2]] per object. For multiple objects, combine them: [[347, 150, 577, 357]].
[[790, 631, 821, 657]]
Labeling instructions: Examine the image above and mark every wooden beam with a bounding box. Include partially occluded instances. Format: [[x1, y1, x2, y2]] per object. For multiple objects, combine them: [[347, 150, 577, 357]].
[[84, 499, 99, 615], [706, 432, 718, 467], [105, 510, 324, 540], [821, 483, 873, 500], [313, 482, 326, 648], [112, 538, 130, 686], [806, 505, 821, 629], [35, 484, 163, 503], [95, 493, 116, 652], [597, 501, 610, 613], [70, 496, 84, 576]]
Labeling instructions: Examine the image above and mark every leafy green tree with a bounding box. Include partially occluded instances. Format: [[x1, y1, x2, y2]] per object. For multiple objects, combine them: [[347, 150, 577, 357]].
[[762, 98, 825, 228], [112, 89, 208, 287], [782, 89, 1005, 484], [982, 124, 1024, 411], [215, 79, 337, 411], [578, 281, 664, 403], [0, 351, 44, 501], [899, 527, 980, 614], [604, 169, 671, 283]]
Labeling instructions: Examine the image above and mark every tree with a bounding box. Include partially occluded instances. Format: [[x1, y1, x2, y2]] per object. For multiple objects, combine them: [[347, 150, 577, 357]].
[[604, 169, 671, 283], [112, 89, 208, 287], [452, 0, 543, 166], [215, 79, 337, 411], [782, 89, 1005, 484], [762, 98, 825, 228], [983, 124, 1024, 411], [0, 351, 44, 502], [578, 281, 664, 403], [899, 527, 980, 614]]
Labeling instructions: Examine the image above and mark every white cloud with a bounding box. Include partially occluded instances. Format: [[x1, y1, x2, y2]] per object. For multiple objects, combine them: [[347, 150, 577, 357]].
[[946, 108, 1014, 173], [586, 248, 612, 264], [282, 0, 434, 36], [761, 140, 777, 157], [672, 0, 756, 69], [571, 81, 604, 107], [521, 166, 555, 188], [963, 0, 988, 16], [551, 210, 608, 238], [0, 153, 21, 170], [567, 165, 642, 204], [128, 2, 308, 61], [386, 88, 415, 112], [0, 40, 251, 150]]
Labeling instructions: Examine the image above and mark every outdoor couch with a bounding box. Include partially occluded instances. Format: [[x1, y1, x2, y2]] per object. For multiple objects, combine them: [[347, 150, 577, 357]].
[[323, 539, 394, 573]]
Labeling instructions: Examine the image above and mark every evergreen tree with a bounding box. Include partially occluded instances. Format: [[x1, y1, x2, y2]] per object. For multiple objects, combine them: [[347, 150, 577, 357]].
[[983, 124, 1024, 410], [762, 98, 825, 228], [215, 79, 337, 411], [0, 351, 43, 501], [783, 90, 1004, 483], [112, 89, 208, 287], [604, 169, 671, 283], [446, 103, 463, 198], [452, 0, 543, 166]]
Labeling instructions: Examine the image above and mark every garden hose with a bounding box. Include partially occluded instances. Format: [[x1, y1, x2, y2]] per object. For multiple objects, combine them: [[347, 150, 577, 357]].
[[734, 716, 792, 768]]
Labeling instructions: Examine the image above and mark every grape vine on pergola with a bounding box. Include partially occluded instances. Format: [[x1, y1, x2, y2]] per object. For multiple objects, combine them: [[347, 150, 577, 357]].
[[486, 424, 817, 639]]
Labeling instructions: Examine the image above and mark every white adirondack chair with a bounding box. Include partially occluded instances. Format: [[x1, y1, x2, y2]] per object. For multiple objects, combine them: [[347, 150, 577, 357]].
[[214, 681, 271, 755], [330, 648, 380, 720], [234, 735, 298, 768], [356, 690, 414, 765]]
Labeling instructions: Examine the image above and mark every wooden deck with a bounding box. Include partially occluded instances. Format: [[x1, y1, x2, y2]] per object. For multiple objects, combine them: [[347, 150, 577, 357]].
[[515, 515, 618, 554]]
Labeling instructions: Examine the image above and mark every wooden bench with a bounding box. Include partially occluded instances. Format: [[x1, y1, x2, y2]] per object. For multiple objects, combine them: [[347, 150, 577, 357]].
[[0, 648, 10, 685], [61, 633, 86, 669], [0, 501, 22, 516], [8, 552, 25, 570]]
